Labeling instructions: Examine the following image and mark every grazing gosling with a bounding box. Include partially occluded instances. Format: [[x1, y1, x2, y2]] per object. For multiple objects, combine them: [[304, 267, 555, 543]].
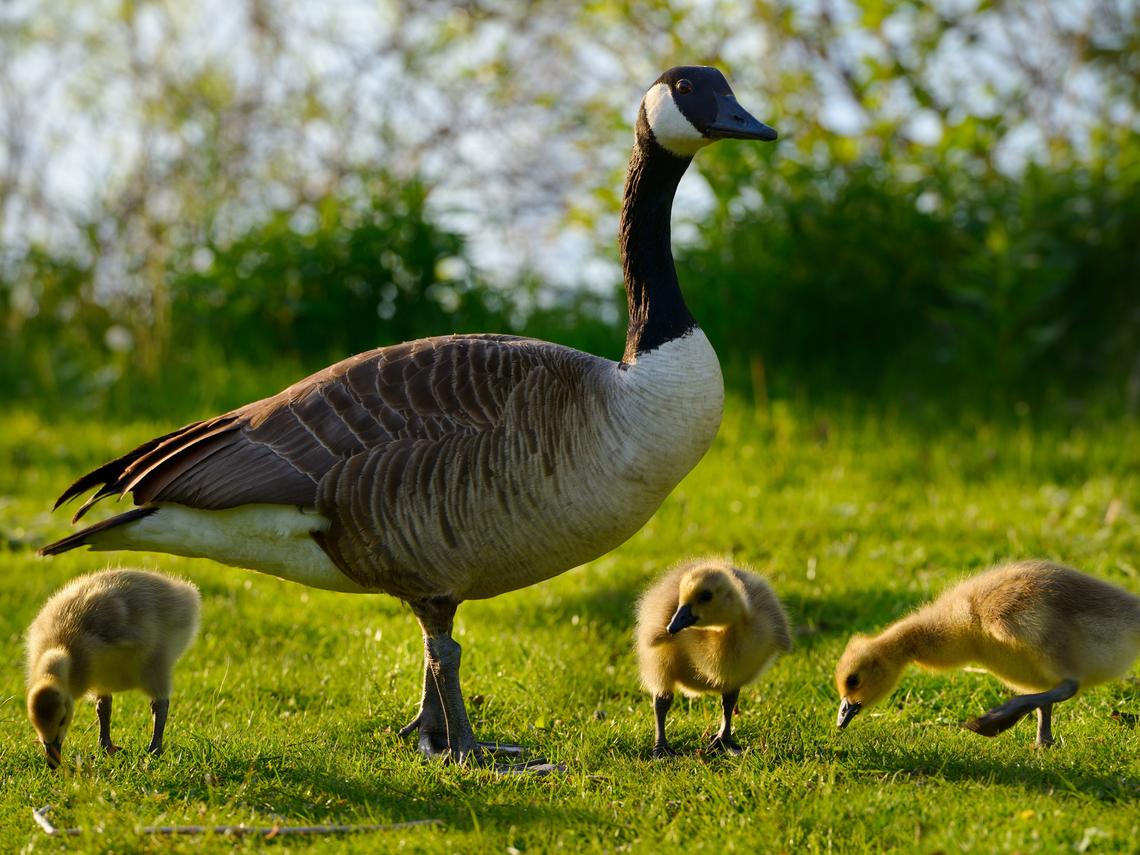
[[25, 568, 200, 768], [636, 558, 792, 757], [835, 560, 1140, 747]]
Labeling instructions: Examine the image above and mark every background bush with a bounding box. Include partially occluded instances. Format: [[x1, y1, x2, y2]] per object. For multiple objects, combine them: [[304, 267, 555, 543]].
[[2, 1, 1138, 419]]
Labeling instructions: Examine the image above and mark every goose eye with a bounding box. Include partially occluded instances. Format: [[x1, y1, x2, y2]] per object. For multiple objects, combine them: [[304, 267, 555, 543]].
[[675, 78, 693, 95], [845, 674, 860, 690], [698, 589, 713, 603]]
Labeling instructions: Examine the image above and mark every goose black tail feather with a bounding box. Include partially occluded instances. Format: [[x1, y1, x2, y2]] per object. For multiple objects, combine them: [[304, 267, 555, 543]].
[[52, 427, 189, 512], [38, 507, 158, 557]]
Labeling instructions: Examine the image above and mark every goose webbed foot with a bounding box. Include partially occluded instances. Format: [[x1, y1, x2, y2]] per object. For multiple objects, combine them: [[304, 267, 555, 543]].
[[652, 742, 680, 759], [706, 733, 743, 756]]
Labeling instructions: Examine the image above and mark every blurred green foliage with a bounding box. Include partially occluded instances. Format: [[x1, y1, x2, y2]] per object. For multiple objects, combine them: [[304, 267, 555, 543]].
[[4, 147, 1139, 418], [2, 1, 1139, 419], [686, 141, 1140, 402]]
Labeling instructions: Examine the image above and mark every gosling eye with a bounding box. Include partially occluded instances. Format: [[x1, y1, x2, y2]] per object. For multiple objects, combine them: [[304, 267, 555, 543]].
[[845, 674, 860, 690], [675, 78, 693, 95], [698, 589, 713, 603]]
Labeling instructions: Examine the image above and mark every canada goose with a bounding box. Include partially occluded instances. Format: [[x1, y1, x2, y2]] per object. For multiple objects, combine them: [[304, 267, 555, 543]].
[[835, 560, 1140, 747], [25, 568, 200, 768], [39, 67, 777, 764], [636, 558, 791, 757]]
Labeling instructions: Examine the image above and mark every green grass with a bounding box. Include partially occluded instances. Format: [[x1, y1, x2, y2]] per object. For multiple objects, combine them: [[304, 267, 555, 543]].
[[1, 399, 1138, 852]]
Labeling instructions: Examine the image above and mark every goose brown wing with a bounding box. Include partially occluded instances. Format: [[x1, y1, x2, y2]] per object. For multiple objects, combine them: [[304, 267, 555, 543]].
[[55, 334, 553, 519]]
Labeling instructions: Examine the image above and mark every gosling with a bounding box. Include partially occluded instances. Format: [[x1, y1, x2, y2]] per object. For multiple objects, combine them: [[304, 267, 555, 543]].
[[636, 558, 792, 757], [835, 560, 1140, 747], [25, 568, 201, 768]]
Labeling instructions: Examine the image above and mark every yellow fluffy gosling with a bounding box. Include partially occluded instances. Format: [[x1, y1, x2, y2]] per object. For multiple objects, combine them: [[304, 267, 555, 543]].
[[636, 558, 791, 757], [835, 560, 1140, 747], [25, 568, 200, 768]]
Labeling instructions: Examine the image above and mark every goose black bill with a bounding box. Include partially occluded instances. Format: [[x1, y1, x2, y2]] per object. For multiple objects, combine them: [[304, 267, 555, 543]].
[[705, 94, 777, 142], [837, 698, 861, 729]]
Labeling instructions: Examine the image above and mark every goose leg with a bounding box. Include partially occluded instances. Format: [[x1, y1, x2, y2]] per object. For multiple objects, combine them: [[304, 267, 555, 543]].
[[398, 653, 447, 752], [652, 693, 678, 758], [707, 689, 743, 755], [400, 598, 547, 769], [95, 695, 120, 754], [147, 698, 169, 755], [965, 678, 1078, 739], [398, 598, 520, 764]]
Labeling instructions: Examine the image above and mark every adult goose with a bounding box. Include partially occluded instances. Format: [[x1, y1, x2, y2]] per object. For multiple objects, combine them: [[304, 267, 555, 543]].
[[41, 66, 778, 763]]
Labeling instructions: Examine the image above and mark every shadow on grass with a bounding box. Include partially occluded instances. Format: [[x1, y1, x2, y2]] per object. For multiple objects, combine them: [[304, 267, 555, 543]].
[[169, 742, 608, 834], [495, 576, 646, 633], [840, 741, 1139, 803]]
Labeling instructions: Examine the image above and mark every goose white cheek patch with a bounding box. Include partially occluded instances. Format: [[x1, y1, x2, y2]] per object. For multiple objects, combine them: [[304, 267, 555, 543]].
[[643, 83, 709, 156]]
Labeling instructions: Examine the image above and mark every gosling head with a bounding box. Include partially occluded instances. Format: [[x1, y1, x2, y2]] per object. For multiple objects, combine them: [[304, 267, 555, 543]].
[[834, 636, 906, 729], [639, 66, 777, 158], [667, 564, 748, 634], [27, 680, 74, 769]]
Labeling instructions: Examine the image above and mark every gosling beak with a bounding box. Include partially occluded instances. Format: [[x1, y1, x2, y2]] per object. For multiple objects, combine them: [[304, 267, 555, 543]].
[[705, 94, 778, 142], [667, 603, 699, 634], [837, 698, 862, 729], [43, 739, 62, 769]]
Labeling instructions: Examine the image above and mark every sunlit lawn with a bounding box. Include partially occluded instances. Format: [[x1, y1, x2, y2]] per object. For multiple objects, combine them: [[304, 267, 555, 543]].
[[1, 399, 1137, 852]]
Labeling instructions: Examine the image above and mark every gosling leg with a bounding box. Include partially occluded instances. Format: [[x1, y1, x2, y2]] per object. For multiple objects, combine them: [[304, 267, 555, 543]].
[[707, 689, 743, 755], [95, 695, 120, 754], [965, 678, 1078, 739], [652, 693, 678, 758], [1035, 704, 1055, 748], [147, 698, 169, 755]]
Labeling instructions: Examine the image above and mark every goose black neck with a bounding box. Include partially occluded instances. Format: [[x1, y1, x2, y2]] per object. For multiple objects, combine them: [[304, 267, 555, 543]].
[[620, 132, 696, 363]]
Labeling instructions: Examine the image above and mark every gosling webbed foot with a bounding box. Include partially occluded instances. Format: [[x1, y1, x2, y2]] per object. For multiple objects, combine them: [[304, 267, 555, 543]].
[[966, 679, 1078, 741], [706, 690, 743, 754], [965, 699, 1033, 737], [146, 698, 169, 756], [95, 695, 119, 756]]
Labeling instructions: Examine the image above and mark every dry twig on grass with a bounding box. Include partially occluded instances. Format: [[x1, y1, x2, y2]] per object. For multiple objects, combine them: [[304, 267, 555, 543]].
[[33, 805, 442, 838]]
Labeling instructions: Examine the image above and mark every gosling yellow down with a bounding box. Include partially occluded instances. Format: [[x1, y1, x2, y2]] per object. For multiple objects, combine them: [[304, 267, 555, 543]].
[[636, 558, 791, 757], [25, 568, 201, 768], [834, 560, 1140, 747]]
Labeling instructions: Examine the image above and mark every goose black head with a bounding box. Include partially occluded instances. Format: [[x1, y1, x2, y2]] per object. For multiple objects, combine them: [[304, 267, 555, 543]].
[[638, 66, 777, 158]]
